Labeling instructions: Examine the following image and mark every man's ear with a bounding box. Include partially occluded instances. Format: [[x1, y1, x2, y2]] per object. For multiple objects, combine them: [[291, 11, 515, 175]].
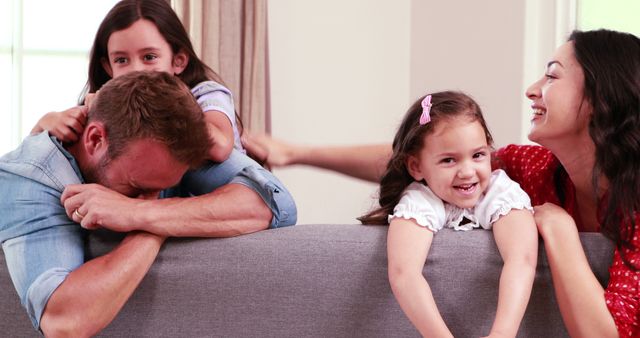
[[406, 155, 424, 181], [101, 57, 113, 77], [172, 51, 189, 75], [83, 122, 108, 159]]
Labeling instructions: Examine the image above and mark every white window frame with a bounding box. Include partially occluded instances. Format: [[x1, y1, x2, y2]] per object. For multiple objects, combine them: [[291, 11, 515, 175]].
[[2, 1, 116, 155], [519, 0, 577, 144], [4, 0, 22, 153]]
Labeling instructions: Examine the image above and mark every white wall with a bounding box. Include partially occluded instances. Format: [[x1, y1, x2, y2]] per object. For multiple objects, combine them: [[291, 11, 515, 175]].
[[268, 1, 542, 224], [268, 0, 411, 224], [410, 0, 526, 148]]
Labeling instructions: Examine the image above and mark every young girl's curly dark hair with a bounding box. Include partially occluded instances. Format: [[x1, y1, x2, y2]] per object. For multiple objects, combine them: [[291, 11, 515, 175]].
[[359, 91, 493, 225]]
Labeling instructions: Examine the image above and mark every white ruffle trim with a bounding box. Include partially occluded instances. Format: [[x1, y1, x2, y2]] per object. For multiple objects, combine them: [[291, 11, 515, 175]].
[[389, 208, 441, 233], [487, 203, 533, 226]]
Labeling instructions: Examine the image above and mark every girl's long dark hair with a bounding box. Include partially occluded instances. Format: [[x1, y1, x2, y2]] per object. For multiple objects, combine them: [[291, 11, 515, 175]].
[[570, 30, 640, 260], [359, 91, 492, 225], [81, 0, 244, 135], [84, 0, 224, 96]]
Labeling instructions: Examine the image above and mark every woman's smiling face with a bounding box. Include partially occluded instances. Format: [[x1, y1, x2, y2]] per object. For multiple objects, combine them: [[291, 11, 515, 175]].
[[525, 42, 592, 147]]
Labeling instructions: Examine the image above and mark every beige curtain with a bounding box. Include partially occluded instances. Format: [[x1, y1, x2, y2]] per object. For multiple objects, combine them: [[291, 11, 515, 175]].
[[172, 0, 271, 133]]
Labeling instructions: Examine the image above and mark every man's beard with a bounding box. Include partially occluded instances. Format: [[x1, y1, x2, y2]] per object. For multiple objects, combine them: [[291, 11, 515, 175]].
[[82, 154, 110, 185]]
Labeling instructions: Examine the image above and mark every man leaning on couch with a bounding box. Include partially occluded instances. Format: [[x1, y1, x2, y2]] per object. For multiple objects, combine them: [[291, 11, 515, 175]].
[[0, 71, 296, 337]]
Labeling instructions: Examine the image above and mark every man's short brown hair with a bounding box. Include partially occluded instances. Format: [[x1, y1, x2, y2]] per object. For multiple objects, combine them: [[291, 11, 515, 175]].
[[89, 71, 211, 167]]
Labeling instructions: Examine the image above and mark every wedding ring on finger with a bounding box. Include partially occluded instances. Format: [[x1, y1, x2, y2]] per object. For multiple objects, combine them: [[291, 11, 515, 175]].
[[74, 208, 85, 220]]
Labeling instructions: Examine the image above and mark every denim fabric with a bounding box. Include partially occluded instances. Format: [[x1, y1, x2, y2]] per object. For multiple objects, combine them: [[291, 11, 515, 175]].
[[164, 149, 297, 228], [0, 132, 85, 329]]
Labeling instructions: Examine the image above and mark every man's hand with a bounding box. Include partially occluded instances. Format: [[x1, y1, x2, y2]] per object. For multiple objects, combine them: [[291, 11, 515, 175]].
[[61, 184, 149, 232]]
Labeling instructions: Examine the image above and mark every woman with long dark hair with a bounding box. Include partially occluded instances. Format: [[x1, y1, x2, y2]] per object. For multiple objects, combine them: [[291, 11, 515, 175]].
[[525, 29, 640, 336]]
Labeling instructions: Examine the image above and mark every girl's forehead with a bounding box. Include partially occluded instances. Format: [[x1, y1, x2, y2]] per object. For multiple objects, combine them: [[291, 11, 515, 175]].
[[420, 117, 488, 148], [428, 115, 480, 134]]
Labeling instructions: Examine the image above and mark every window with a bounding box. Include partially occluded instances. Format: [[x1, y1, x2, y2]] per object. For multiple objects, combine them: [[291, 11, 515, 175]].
[[578, 0, 640, 35], [1, 0, 119, 155], [0, 1, 14, 155]]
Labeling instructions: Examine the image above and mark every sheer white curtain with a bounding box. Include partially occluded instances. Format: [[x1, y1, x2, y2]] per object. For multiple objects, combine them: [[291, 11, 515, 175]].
[[172, 0, 271, 133]]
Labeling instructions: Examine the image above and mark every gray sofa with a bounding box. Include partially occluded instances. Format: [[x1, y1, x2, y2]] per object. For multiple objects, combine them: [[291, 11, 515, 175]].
[[1, 224, 614, 337]]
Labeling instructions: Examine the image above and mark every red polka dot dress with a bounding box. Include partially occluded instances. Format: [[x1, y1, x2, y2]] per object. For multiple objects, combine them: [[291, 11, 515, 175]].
[[494, 144, 640, 337]]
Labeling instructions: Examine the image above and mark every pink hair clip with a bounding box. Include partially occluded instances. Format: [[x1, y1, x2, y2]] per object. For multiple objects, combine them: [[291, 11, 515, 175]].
[[419, 95, 432, 125]]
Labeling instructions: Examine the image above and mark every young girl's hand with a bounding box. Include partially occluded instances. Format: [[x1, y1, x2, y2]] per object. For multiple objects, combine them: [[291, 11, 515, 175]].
[[31, 106, 88, 143], [84, 92, 98, 108]]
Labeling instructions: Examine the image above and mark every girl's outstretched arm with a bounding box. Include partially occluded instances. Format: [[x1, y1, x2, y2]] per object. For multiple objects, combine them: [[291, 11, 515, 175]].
[[489, 209, 538, 338], [387, 218, 453, 338], [534, 203, 618, 337], [203, 110, 235, 162], [242, 132, 391, 182]]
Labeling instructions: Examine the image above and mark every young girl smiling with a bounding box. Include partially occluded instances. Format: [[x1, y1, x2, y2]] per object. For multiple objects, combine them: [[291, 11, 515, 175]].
[[361, 91, 538, 338]]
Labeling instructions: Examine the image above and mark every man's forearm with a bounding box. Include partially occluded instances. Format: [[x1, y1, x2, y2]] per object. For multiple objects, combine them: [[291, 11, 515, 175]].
[[139, 183, 272, 237], [39, 232, 164, 337], [62, 148, 285, 237]]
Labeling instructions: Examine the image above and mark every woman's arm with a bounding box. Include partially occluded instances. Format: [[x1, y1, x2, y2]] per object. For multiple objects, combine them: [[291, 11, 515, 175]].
[[534, 203, 618, 337], [489, 209, 538, 338], [387, 218, 453, 338], [242, 133, 392, 182]]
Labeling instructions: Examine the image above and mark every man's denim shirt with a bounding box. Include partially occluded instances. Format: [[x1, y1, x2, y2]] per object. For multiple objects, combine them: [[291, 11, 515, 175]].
[[0, 132, 296, 330]]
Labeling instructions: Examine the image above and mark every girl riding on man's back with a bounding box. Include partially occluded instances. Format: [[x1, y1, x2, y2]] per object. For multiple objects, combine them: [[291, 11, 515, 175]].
[[360, 91, 538, 338], [32, 0, 242, 163]]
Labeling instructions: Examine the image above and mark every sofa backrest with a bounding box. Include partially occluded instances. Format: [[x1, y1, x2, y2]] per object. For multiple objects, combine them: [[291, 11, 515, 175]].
[[0, 225, 614, 337]]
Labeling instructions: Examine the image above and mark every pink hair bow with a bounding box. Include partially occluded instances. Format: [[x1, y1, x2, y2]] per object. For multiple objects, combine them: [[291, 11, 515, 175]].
[[419, 95, 432, 125]]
